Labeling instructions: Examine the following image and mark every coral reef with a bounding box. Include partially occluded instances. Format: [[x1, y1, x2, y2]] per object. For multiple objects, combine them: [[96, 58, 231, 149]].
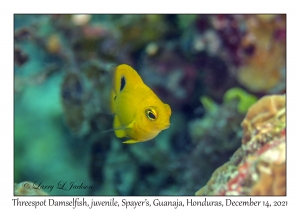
[[183, 93, 246, 194], [236, 15, 286, 93], [188, 94, 245, 153], [195, 94, 286, 196], [223, 87, 257, 114], [241, 94, 285, 145], [250, 162, 286, 195], [208, 15, 286, 94]]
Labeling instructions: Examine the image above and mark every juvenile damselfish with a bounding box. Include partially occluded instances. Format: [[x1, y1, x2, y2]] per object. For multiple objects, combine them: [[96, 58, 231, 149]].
[[109, 64, 171, 144]]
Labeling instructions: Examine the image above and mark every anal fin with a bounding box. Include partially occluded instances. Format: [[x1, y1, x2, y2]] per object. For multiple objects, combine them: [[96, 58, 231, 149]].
[[122, 139, 140, 144]]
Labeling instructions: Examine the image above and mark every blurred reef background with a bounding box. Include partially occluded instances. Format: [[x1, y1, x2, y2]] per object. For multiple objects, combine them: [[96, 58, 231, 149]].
[[14, 14, 286, 196]]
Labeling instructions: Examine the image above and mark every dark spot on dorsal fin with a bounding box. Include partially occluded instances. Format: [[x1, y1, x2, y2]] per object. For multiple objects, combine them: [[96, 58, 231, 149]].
[[120, 76, 125, 91]]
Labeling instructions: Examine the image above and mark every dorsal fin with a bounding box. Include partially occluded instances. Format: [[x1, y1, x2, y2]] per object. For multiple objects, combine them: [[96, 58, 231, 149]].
[[111, 64, 144, 95]]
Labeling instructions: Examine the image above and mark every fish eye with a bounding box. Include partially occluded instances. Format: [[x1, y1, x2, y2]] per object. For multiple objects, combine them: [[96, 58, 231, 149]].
[[145, 108, 157, 121]]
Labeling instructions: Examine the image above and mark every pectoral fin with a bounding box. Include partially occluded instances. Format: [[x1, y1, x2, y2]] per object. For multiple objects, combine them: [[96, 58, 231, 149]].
[[109, 116, 135, 139], [113, 115, 127, 138]]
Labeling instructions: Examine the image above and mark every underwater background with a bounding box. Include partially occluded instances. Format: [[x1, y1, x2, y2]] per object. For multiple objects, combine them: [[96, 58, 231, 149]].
[[14, 14, 286, 196]]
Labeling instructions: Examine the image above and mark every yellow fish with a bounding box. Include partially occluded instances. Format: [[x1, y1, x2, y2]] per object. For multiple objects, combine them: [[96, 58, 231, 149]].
[[109, 64, 171, 144]]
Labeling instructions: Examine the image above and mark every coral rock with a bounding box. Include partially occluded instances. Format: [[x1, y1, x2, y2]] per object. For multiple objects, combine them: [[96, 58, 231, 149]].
[[14, 181, 48, 195], [195, 94, 286, 196], [237, 15, 286, 93], [241, 94, 285, 144], [250, 162, 286, 195]]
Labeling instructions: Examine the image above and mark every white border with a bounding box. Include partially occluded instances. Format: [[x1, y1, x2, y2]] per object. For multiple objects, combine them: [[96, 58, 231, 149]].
[[2, 0, 299, 209]]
